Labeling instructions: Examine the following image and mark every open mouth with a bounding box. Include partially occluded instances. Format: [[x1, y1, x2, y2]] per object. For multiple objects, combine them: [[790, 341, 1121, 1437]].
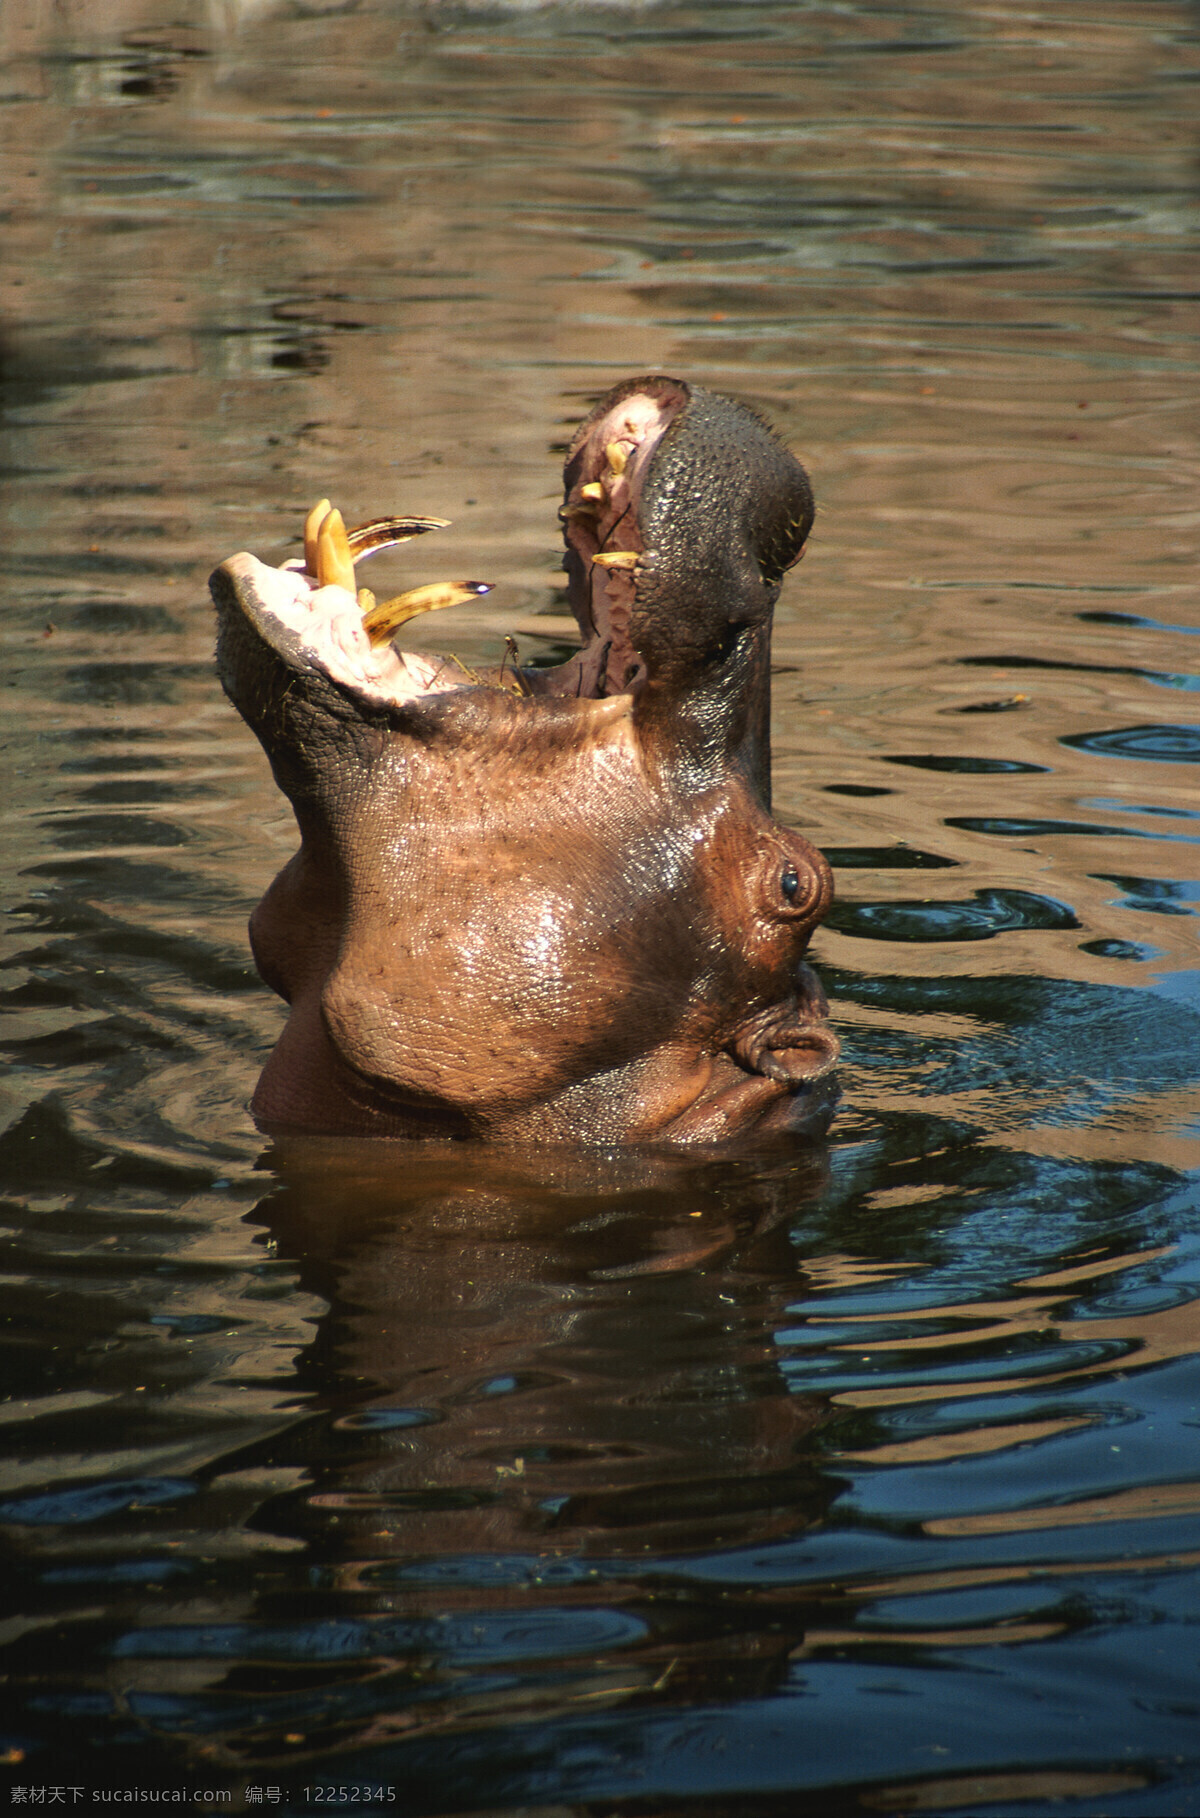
[[552, 377, 689, 700], [222, 502, 500, 711], [216, 381, 690, 717]]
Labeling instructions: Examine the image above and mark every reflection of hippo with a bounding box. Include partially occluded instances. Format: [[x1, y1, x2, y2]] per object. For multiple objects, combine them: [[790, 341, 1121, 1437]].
[[259, 1139, 835, 1562], [212, 377, 837, 1145], [122, 1148, 834, 1772]]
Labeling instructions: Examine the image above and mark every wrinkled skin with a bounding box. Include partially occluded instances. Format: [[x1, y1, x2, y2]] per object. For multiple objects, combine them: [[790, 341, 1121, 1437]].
[[212, 376, 837, 1146]]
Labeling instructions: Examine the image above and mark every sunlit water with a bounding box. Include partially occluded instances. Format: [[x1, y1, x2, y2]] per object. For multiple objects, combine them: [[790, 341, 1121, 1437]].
[[1, 1, 1199, 1812]]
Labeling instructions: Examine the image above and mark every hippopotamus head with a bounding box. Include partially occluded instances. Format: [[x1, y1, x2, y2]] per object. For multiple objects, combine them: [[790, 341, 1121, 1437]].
[[211, 376, 838, 1146]]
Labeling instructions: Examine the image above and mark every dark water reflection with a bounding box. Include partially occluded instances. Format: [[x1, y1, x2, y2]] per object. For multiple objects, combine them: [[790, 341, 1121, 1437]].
[[2, 0, 1200, 1811]]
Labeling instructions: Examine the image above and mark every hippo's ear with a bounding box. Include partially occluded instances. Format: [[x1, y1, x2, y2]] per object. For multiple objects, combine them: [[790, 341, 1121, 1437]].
[[730, 990, 840, 1086]]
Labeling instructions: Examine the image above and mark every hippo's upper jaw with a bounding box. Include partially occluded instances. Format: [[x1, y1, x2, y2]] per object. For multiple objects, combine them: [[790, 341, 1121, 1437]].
[[212, 376, 838, 1148]]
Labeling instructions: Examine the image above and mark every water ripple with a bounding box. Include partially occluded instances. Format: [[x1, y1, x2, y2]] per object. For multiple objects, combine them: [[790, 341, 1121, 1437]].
[[1063, 724, 1200, 764], [828, 889, 1079, 943]]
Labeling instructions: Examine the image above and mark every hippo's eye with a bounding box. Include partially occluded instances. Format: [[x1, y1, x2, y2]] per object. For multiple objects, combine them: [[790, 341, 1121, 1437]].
[[781, 864, 800, 902]]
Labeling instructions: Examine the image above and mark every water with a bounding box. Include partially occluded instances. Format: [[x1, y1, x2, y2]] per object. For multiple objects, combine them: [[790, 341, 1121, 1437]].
[[1, 0, 1199, 1810]]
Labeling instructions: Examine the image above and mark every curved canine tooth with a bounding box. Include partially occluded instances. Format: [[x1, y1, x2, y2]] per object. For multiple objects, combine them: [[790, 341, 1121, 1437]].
[[592, 551, 639, 570], [316, 508, 357, 593], [361, 580, 493, 646], [579, 481, 606, 502], [347, 515, 452, 561], [303, 498, 332, 575], [605, 440, 628, 476], [357, 587, 377, 614]]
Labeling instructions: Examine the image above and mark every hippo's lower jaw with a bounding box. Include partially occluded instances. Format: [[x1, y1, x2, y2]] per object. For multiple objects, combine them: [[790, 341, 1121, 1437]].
[[213, 376, 839, 1147]]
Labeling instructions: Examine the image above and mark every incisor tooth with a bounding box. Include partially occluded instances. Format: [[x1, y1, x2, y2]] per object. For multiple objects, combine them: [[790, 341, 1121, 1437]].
[[361, 580, 493, 646], [605, 441, 628, 476], [316, 508, 356, 593], [580, 481, 605, 502], [303, 498, 332, 574], [592, 551, 639, 570]]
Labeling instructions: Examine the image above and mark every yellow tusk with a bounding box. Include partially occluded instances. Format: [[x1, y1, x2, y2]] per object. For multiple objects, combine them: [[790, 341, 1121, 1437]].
[[346, 515, 451, 561], [357, 587, 376, 614], [605, 441, 628, 476], [592, 551, 639, 570], [303, 498, 332, 574], [361, 580, 493, 646], [316, 508, 356, 592], [579, 481, 605, 502]]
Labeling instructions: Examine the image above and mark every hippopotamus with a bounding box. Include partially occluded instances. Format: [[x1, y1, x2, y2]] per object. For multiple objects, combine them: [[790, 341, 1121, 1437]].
[[212, 376, 838, 1146]]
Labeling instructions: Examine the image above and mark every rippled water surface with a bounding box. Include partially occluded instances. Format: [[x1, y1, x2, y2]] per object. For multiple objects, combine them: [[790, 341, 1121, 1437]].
[[2, 1, 1199, 1811]]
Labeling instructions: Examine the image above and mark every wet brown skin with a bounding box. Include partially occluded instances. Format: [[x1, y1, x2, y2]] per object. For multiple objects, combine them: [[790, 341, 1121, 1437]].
[[212, 376, 838, 1146]]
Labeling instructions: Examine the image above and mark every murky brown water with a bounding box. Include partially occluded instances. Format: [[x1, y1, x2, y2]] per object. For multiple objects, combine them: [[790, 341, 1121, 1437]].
[[1, 1, 1199, 1812]]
